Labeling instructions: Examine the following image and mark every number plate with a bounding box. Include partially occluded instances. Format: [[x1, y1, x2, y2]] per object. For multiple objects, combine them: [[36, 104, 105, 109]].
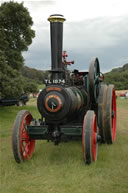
[[45, 79, 65, 85]]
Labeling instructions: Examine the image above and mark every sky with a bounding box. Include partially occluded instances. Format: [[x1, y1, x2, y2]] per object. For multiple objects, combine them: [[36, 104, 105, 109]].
[[1, 0, 128, 72]]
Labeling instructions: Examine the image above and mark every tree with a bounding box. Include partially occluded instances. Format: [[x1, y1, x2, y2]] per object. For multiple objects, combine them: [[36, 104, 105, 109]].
[[0, 2, 35, 97], [0, 50, 24, 98], [23, 81, 38, 94]]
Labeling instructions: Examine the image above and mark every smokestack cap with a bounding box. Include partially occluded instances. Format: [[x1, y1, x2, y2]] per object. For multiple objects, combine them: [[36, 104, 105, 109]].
[[48, 14, 66, 23]]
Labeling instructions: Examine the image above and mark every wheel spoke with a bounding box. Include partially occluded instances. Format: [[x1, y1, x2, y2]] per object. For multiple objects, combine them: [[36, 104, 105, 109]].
[[22, 142, 30, 158], [21, 142, 26, 154], [22, 131, 29, 141]]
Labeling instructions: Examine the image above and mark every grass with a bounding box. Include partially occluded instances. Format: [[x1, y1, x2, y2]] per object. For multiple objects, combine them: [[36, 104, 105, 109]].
[[0, 98, 128, 193]]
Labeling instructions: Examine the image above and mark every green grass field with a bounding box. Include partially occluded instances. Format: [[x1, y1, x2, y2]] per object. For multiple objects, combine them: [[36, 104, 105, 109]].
[[0, 98, 128, 193]]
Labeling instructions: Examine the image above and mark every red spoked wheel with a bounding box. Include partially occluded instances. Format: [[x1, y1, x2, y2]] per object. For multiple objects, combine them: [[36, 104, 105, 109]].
[[104, 85, 116, 143], [12, 110, 35, 163], [82, 110, 98, 164]]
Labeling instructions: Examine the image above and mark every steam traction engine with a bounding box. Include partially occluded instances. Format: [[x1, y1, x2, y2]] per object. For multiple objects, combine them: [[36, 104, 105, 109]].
[[12, 15, 116, 165]]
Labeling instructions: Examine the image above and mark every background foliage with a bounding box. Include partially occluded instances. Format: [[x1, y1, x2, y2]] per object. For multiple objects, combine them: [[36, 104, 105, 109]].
[[0, 1, 35, 98], [22, 66, 49, 84], [104, 63, 128, 90]]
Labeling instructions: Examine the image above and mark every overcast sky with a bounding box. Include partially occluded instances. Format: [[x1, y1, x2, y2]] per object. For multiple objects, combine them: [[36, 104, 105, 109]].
[[1, 0, 128, 72]]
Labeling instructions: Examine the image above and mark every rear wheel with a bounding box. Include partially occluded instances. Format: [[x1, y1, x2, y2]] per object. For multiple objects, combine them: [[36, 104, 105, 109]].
[[12, 110, 35, 163], [98, 84, 108, 143], [82, 110, 98, 164], [104, 85, 116, 144], [89, 57, 100, 103]]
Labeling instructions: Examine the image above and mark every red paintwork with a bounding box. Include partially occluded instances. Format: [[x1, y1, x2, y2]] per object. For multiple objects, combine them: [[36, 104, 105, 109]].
[[91, 114, 97, 161], [112, 89, 116, 142], [20, 113, 35, 160], [62, 51, 74, 66]]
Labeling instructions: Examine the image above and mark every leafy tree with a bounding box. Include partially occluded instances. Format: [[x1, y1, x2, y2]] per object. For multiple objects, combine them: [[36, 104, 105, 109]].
[[0, 50, 24, 98], [0, 2, 35, 97], [23, 81, 38, 94]]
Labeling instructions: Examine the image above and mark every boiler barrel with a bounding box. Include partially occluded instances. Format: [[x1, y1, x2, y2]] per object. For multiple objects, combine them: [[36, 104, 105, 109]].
[[37, 85, 88, 123]]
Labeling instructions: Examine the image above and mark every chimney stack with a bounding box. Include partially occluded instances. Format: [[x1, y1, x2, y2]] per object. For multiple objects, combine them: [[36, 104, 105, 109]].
[[48, 14, 66, 79]]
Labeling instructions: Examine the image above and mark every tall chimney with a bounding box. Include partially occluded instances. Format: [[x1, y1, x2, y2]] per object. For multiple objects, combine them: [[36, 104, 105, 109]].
[[48, 14, 66, 79]]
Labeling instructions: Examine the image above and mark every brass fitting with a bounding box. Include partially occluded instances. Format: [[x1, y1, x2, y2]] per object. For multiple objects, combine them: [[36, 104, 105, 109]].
[[48, 14, 66, 23]]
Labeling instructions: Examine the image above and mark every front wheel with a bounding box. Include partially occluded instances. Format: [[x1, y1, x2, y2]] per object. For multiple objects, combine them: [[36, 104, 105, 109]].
[[82, 110, 98, 164], [12, 110, 35, 163]]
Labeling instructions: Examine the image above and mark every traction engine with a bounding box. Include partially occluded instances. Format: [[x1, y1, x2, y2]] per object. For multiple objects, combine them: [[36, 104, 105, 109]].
[[12, 14, 117, 165]]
